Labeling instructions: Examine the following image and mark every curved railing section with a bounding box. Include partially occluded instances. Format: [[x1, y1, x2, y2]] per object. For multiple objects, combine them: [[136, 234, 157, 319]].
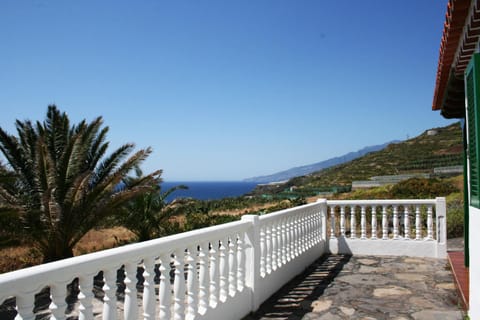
[[0, 200, 327, 320]]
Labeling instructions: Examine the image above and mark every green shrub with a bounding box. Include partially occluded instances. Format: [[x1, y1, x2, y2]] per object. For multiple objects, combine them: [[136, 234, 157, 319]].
[[446, 193, 464, 238], [389, 178, 459, 199]]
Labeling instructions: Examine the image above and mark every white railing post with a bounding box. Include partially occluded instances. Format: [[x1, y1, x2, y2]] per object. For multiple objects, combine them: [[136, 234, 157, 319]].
[[350, 206, 356, 239], [198, 242, 210, 314], [158, 254, 172, 320], [228, 236, 237, 297], [241, 214, 261, 312], [237, 232, 246, 292], [219, 237, 228, 302], [427, 205, 434, 240], [143, 257, 156, 320], [404, 206, 410, 240], [393, 205, 399, 239], [50, 282, 67, 320], [415, 205, 422, 240], [329, 205, 336, 239], [78, 274, 95, 320], [382, 205, 388, 239], [271, 222, 278, 271], [123, 262, 139, 320], [360, 206, 366, 239], [317, 199, 327, 241], [436, 197, 447, 258], [186, 245, 198, 318], [173, 249, 186, 320], [102, 268, 117, 320], [16, 291, 35, 320], [371, 206, 377, 239], [340, 206, 346, 237]]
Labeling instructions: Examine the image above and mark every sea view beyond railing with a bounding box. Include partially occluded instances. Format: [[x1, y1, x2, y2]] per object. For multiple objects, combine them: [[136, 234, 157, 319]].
[[0, 198, 446, 320]]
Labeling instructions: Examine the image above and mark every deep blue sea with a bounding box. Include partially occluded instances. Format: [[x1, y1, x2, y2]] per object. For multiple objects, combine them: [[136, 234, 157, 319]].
[[162, 181, 258, 202]]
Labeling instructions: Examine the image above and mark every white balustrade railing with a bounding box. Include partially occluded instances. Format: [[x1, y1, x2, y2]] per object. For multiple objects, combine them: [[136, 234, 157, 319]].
[[0, 200, 327, 320], [0, 198, 447, 319], [326, 198, 447, 258]]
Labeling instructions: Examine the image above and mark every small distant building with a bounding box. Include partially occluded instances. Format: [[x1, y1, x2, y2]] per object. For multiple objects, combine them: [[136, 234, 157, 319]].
[[352, 173, 430, 190]]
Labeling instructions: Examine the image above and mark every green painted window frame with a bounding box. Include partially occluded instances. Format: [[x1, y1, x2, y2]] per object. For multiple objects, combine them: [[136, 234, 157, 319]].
[[465, 53, 480, 208]]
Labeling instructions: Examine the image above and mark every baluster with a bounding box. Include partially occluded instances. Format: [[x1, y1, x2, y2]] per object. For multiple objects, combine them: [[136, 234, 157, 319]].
[[228, 235, 237, 297], [285, 216, 291, 262], [237, 232, 245, 291], [415, 205, 422, 240], [350, 206, 356, 239], [382, 205, 388, 239], [293, 217, 299, 257], [15, 293, 35, 320], [259, 227, 266, 276], [302, 212, 308, 251], [209, 241, 219, 307], [173, 249, 185, 320], [330, 206, 336, 239], [50, 283, 67, 320], [271, 222, 278, 271], [142, 257, 156, 320], [371, 206, 377, 239], [298, 213, 305, 254], [198, 242, 210, 313], [78, 275, 95, 320], [265, 225, 272, 274], [307, 211, 313, 248], [360, 206, 366, 239], [340, 206, 346, 237], [404, 206, 410, 239], [291, 216, 297, 257], [102, 269, 117, 320], [315, 211, 322, 244], [297, 214, 304, 253], [280, 218, 286, 265], [299, 214, 304, 252], [124, 262, 139, 320], [186, 246, 198, 318], [158, 254, 172, 319], [219, 237, 229, 302], [427, 205, 433, 240], [310, 210, 316, 245], [303, 212, 309, 249], [317, 210, 322, 242], [393, 205, 399, 239]]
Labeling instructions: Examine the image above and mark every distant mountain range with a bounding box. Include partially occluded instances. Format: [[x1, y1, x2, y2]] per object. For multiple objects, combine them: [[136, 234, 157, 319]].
[[244, 141, 399, 184]]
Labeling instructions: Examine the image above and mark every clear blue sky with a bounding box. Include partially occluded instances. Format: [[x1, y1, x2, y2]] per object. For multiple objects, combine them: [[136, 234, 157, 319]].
[[0, 1, 455, 181]]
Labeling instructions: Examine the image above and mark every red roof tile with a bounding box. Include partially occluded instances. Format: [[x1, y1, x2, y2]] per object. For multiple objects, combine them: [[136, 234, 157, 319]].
[[432, 0, 471, 111]]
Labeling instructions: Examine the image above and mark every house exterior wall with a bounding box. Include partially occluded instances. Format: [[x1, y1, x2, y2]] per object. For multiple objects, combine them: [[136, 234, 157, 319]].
[[469, 207, 480, 318]]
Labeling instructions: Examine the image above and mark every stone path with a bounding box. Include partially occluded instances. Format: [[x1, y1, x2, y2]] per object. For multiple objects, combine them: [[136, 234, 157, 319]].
[[243, 254, 464, 320]]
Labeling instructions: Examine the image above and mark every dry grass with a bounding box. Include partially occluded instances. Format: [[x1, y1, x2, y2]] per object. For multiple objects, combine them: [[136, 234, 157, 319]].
[[73, 226, 135, 256], [0, 245, 42, 274], [0, 227, 136, 274]]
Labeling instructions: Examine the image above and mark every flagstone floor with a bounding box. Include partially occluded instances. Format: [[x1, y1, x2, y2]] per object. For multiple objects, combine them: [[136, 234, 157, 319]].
[[243, 254, 464, 320]]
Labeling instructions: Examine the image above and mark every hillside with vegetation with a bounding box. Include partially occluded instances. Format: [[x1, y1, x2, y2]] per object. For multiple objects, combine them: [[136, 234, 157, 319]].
[[0, 117, 465, 274], [251, 122, 463, 197]]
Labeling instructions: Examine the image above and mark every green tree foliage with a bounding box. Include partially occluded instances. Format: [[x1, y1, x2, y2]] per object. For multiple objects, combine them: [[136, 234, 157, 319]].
[[0, 105, 161, 262], [118, 172, 187, 241], [389, 178, 459, 199]]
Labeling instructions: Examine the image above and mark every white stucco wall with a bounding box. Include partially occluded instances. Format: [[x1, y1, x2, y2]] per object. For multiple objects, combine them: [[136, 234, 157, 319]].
[[469, 206, 480, 318]]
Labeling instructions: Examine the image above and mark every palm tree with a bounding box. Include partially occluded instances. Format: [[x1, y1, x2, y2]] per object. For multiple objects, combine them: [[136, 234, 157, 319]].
[[0, 105, 161, 262], [119, 175, 188, 241]]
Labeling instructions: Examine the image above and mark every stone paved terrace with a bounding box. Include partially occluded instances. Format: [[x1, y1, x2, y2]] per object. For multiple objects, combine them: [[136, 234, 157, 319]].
[[243, 254, 464, 320]]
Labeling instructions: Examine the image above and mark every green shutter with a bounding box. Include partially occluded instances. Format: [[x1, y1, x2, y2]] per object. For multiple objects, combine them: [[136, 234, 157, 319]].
[[465, 53, 480, 208]]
